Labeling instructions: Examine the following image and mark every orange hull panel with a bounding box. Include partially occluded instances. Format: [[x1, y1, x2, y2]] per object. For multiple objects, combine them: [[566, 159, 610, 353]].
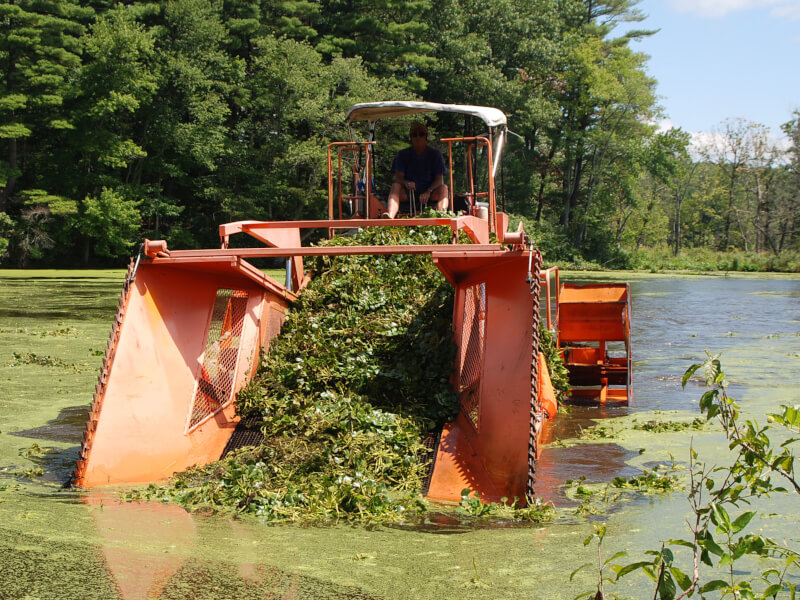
[[78, 262, 290, 487], [428, 253, 555, 505]]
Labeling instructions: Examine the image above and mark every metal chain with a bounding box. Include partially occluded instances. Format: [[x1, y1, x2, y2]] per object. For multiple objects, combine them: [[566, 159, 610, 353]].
[[525, 246, 543, 502]]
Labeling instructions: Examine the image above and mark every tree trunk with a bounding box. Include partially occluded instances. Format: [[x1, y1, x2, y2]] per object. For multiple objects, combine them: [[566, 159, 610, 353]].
[[723, 175, 735, 250], [562, 148, 583, 234], [82, 237, 91, 267], [673, 197, 681, 256], [534, 144, 557, 222], [0, 138, 17, 212]]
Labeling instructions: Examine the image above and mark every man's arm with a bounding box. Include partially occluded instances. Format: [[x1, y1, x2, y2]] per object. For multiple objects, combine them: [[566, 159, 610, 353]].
[[394, 170, 415, 190], [420, 174, 443, 203]]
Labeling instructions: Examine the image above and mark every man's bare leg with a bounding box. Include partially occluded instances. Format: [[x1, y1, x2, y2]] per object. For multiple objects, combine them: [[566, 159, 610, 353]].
[[430, 185, 449, 211], [386, 182, 408, 218]]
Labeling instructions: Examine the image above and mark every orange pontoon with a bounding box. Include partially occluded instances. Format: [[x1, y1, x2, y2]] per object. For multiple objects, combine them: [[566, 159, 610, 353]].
[[74, 102, 629, 504]]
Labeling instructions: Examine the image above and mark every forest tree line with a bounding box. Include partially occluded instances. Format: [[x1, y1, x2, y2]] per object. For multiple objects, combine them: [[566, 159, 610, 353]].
[[1, 0, 798, 268]]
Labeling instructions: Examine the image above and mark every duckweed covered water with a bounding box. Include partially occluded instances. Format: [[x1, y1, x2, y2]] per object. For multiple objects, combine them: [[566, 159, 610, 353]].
[[1, 268, 798, 599]]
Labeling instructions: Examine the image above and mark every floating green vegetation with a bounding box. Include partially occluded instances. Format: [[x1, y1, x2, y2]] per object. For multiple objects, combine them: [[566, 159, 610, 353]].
[[632, 418, 706, 433], [565, 464, 683, 517], [579, 416, 707, 440], [128, 222, 559, 523], [0, 326, 79, 337], [579, 424, 618, 440], [456, 488, 556, 523], [563, 477, 619, 517], [21, 466, 44, 479], [6, 352, 68, 368], [611, 465, 682, 493], [0, 481, 21, 494], [5, 351, 90, 372], [20, 443, 47, 459]]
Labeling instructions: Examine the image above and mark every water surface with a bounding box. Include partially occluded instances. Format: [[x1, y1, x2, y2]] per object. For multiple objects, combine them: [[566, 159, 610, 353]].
[[1, 269, 798, 599]]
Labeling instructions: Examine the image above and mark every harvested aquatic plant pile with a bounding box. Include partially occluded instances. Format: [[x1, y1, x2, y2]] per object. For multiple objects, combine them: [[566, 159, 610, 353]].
[[129, 223, 565, 523], [135, 225, 458, 521]]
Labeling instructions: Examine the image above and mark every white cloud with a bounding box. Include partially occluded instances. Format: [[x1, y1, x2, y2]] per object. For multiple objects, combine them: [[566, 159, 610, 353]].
[[771, 1, 800, 17], [688, 130, 725, 159], [669, 0, 800, 19], [648, 119, 791, 161], [687, 128, 791, 161], [655, 118, 677, 133]]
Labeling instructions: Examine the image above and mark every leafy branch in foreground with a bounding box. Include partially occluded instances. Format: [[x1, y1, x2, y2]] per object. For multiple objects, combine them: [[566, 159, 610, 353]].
[[577, 352, 799, 599]]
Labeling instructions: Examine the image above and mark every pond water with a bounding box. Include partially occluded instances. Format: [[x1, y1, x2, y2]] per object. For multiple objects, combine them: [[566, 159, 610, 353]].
[[0, 269, 798, 599]]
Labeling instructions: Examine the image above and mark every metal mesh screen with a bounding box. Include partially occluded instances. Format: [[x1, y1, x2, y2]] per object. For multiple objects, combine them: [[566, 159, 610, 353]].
[[188, 289, 248, 431], [264, 305, 285, 351], [458, 283, 486, 429]]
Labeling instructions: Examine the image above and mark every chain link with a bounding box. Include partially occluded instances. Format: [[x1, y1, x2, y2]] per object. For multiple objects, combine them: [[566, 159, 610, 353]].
[[525, 247, 543, 502]]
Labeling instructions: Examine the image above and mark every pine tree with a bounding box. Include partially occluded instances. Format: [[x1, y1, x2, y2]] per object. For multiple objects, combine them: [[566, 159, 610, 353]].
[[0, 0, 92, 212]]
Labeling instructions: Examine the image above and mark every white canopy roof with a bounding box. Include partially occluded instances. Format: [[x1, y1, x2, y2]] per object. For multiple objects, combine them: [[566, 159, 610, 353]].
[[346, 101, 507, 128]]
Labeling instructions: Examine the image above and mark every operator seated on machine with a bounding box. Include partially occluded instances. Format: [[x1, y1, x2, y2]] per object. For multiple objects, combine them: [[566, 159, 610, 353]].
[[383, 122, 449, 218]]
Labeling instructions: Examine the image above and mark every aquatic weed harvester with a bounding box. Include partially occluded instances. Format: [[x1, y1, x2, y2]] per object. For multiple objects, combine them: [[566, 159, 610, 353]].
[[73, 102, 632, 505]]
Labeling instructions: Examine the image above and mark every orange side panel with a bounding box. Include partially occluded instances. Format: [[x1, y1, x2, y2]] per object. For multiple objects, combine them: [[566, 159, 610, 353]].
[[559, 284, 628, 304], [559, 319, 625, 343], [80, 262, 287, 487], [538, 353, 557, 422], [428, 253, 536, 504], [558, 302, 627, 322], [568, 347, 604, 364], [425, 416, 501, 503]]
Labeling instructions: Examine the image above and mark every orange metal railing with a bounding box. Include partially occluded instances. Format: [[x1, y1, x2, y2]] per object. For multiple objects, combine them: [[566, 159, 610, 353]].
[[441, 136, 496, 233], [327, 141, 375, 221]]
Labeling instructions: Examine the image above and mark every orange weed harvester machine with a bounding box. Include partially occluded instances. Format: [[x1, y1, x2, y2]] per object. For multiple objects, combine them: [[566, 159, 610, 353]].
[[73, 102, 631, 504]]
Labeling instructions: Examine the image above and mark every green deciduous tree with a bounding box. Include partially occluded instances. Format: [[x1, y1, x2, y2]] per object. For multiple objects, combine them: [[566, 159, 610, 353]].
[[76, 187, 141, 261]]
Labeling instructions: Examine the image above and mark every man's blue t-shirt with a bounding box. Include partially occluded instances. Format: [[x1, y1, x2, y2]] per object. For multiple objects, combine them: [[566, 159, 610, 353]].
[[391, 146, 446, 192]]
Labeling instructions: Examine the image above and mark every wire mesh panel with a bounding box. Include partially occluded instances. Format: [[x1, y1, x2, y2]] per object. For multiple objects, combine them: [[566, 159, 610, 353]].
[[187, 289, 249, 432], [264, 304, 285, 351], [458, 283, 486, 429]]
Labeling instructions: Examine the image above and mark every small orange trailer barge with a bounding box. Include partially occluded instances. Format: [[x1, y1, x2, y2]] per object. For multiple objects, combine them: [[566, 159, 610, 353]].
[[73, 102, 630, 504]]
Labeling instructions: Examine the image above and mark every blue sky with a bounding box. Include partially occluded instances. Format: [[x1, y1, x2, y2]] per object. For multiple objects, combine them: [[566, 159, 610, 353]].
[[628, 0, 800, 141]]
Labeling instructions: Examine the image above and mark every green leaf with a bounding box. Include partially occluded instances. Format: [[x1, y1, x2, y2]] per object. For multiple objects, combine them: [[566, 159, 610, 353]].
[[762, 583, 783, 598], [699, 580, 730, 593], [699, 390, 717, 413], [711, 503, 732, 533], [569, 563, 591, 581], [667, 538, 695, 549], [613, 561, 653, 579], [772, 455, 793, 471], [731, 511, 756, 534], [658, 572, 676, 600], [604, 551, 628, 565], [700, 549, 713, 567], [669, 567, 692, 591], [702, 534, 725, 557], [682, 363, 701, 388]]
